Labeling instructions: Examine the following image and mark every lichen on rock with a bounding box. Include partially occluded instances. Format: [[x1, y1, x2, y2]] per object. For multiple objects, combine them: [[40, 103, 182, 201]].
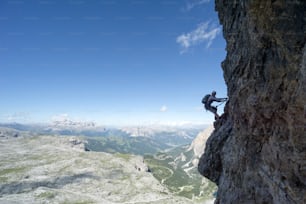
[[198, 0, 306, 203]]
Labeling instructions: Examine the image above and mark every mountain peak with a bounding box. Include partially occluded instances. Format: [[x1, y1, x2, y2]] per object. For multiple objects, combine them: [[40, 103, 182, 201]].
[[49, 117, 96, 130]]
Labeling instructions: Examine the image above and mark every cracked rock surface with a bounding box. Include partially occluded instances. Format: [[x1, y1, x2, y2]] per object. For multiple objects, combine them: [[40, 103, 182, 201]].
[[198, 1, 306, 203]]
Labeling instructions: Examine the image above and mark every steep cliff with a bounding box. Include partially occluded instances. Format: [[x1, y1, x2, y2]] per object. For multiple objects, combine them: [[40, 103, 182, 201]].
[[198, 0, 306, 203]]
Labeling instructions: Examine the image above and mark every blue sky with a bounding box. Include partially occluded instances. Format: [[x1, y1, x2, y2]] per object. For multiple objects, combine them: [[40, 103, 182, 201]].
[[0, 0, 227, 126]]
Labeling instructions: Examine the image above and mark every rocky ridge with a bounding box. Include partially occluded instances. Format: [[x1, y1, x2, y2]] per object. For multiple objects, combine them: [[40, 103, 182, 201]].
[[0, 129, 192, 204], [198, 1, 306, 204], [187, 125, 214, 161]]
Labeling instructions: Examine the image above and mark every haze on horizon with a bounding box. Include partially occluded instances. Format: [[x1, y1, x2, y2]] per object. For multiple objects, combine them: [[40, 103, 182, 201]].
[[0, 0, 227, 126]]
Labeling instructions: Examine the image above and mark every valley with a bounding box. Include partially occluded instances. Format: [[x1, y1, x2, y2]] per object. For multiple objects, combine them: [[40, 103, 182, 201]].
[[0, 124, 216, 203], [144, 146, 216, 201]]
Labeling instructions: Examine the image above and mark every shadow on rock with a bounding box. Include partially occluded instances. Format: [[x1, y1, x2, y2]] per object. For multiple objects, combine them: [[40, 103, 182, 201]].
[[0, 172, 99, 195]]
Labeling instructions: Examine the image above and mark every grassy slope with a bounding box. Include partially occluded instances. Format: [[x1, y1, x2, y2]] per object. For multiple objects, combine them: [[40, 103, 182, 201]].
[[85, 136, 169, 155]]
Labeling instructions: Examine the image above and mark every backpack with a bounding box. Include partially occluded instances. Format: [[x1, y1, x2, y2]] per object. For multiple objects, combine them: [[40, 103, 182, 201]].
[[201, 94, 210, 105]]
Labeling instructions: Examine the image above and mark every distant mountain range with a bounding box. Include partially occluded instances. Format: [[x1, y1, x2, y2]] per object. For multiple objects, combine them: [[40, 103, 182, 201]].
[[0, 122, 206, 154], [51, 118, 96, 130], [0, 122, 206, 136], [83, 125, 206, 155], [0, 122, 215, 202]]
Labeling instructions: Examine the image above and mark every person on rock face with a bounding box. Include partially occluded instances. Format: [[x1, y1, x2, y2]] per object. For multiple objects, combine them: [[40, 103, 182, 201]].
[[204, 91, 228, 120]]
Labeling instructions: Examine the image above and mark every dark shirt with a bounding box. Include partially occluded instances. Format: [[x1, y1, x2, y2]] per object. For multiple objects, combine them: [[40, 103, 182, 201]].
[[207, 95, 223, 106]]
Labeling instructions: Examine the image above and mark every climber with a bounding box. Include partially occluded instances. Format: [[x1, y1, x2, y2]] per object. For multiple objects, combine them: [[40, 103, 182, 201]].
[[202, 91, 227, 120]]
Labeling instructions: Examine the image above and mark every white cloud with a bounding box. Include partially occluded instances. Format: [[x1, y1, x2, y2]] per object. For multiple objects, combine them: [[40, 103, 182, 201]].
[[51, 113, 69, 122], [176, 21, 221, 53], [185, 0, 210, 11], [160, 105, 168, 112]]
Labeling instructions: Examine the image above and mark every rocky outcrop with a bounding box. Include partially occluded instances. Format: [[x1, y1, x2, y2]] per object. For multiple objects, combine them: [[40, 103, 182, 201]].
[[187, 125, 214, 166], [0, 128, 19, 138], [0, 135, 193, 204], [198, 0, 306, 203]]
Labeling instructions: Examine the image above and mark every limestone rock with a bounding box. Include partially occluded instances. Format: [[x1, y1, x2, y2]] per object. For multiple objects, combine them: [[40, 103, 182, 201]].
[[198, 0, 306, 203], [0, 128, 21, 139], [0, 135, 193, 204], [188, 125, 214, 158], [67, 137, 87, 151]]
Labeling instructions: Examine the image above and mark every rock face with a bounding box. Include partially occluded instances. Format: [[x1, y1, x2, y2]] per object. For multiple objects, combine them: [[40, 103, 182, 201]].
[[187, 125, 214, 163], [198, 1, 306, 203]]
